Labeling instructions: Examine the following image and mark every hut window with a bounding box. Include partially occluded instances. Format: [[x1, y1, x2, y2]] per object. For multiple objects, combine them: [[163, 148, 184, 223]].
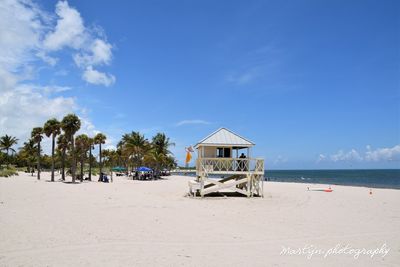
[[217, 148, 223, 157], [217, 148, 231, 158]]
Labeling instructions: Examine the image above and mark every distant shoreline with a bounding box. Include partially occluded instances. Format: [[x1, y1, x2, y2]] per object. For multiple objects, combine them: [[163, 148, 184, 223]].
[[264, 180, 400, 190], [173, 169, 400, 190]]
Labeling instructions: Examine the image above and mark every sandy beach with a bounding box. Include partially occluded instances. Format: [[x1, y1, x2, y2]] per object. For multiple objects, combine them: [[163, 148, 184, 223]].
[[0, 172, 399, 266]]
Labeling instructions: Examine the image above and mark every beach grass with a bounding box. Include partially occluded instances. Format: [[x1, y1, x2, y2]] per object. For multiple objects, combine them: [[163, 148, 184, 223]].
[[0, 166, 18, 177]]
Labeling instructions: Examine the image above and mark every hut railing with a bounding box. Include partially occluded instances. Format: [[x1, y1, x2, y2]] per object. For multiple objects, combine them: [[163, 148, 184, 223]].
[[196, 157, 264, 175]]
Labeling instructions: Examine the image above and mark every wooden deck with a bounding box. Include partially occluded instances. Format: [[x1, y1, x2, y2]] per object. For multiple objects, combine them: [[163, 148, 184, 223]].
[[189, 157, 265, 197]]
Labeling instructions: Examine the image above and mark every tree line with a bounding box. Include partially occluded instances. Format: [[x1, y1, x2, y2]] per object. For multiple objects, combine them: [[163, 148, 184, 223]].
[[0, 113, 177, 181]]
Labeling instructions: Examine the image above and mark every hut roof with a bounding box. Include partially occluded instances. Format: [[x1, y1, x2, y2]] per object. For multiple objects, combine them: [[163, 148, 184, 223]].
[[194, 128, 255, 148]]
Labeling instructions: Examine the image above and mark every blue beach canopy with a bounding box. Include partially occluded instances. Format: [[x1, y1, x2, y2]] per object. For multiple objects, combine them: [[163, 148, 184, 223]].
[[137, 166, 152, 172]]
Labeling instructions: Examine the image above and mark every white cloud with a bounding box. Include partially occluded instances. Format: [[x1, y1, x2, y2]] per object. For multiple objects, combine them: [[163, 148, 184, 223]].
[[77, 116, 98, 138], [41, 0, 115, 86], [91, 39, 112, 64], [365, 145, 400, 162], [74, 39, 112, 67], [0, 0, 48, 96], [0, 82, 102, 154], [104, 136, 117, 151], [317, 154, 326, 163], [0, 84, 78, 145], [36, 51, 58, 66], [104, 144, 117, 151], [176, 120, 210, 126], [317, 145, 400, 164], [82, 66, 115, 86], [42, 85, 71, 94], [0, 69, 18, 91], [330, 149, 362, 162], [43, 1, 85, 51], [0, 0, 45, 71], [0, 0, 112, 151], [0, 0, 115, 87]]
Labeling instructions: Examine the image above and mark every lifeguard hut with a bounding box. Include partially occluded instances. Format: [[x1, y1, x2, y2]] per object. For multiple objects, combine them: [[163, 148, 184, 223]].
[[188, 128, 264, 197]]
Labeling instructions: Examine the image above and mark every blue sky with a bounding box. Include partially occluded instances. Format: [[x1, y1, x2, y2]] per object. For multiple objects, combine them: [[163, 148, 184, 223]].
[[0, 0, 399, 169]]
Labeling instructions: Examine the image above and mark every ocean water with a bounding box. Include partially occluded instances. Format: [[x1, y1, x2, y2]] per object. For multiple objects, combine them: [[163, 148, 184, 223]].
[[266, 169, 400, 189], [176, 169, 400, 189]]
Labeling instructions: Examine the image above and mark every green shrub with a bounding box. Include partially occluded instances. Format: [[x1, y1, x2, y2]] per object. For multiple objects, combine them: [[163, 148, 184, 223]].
[[0, 166, 18, 177]]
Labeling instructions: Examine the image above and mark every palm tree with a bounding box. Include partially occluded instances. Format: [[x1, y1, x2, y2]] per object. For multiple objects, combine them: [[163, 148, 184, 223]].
[[94, 133, 106, 181], [88, 137, 94, 181], [150, 133, 175, 176], [0, 135, 19, 156], [31, 127, 43, 180], [101, 149, 112, 168], [103, 149, 120, 169], [61, 114, 81, 183], [19, 139, 37, 174], [118, 133, 133, 170], [75, 134, 90, 182], [57, 134, 69, 181], [43, 118, 61, 182], [143, 149, 166, 176], [152, 132, 175, 155], [122, 131, 149, 170], [115, 147, 123, 167], [117, 132, 177, 178], [165, 155, 177, 170], [0, 135, 18, 166]]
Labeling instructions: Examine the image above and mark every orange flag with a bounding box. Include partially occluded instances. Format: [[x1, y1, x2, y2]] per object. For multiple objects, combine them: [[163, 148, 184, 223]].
[[185, 146, 193, 164], [185, 151, 192, 164]]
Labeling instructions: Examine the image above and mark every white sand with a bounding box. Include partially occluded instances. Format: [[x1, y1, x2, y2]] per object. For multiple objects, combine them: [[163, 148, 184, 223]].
[[0, 172, 399, 266]]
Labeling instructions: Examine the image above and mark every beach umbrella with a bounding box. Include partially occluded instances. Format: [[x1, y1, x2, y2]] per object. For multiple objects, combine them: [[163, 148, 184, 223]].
[[137, 166, 152, 172], [112, 166, 127, 172]]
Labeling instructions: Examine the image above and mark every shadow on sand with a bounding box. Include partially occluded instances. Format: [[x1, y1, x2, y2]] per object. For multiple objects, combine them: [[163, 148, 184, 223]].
[[43, 179, 93, 184], [61, 180, 96, 184], [192, 192, 259, 198], [126, 176, 169, 182]]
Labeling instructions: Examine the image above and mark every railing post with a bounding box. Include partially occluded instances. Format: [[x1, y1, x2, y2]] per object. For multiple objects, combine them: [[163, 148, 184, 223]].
[[261, 174, 264, 197], [200, 176, 204, 198], [247, 173, 251, 197]]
